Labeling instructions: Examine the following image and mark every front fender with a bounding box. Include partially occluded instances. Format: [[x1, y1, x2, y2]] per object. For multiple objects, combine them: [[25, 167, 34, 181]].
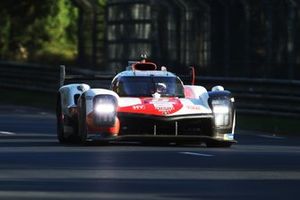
[[58, 83, 90, 115], [79, 88, 119, 116]]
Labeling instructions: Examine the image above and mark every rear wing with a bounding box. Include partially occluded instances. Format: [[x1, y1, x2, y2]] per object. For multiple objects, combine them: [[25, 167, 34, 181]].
[[59, 65, 115, 89]]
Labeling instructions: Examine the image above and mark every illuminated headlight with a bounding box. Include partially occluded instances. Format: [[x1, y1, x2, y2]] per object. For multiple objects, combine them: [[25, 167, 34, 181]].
[[93, 95, 117, 126], [94, 103, 115, 114], [212, 105, 230, 114], [211, 99, 231, 127]]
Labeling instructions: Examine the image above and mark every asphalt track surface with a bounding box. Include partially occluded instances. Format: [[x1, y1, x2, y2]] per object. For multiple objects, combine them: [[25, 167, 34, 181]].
[[0, 106, 300, 200]]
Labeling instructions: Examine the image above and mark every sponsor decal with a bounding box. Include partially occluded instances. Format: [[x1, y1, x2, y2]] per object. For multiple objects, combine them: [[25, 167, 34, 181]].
[[186, 105, 202, 110], [132, 105, 145, 110], [149, 99, 176, 115]]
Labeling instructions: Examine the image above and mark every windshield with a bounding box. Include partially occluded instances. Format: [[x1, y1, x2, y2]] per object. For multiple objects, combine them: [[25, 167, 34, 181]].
[[113, 76, 184, 97]]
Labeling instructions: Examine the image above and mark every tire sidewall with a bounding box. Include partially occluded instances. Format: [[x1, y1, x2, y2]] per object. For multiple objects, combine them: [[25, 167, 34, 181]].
[[79, 98, 87, 144], [56, 94, 66, 143]]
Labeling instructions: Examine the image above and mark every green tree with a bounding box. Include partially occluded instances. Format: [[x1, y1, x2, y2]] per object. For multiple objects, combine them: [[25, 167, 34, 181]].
[[0, 10, 10, 59], [0, 0, 78, 64]]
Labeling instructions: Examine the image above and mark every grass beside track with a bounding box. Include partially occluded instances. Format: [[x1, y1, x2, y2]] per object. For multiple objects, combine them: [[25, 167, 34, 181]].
[[0, 88, 298, 135]]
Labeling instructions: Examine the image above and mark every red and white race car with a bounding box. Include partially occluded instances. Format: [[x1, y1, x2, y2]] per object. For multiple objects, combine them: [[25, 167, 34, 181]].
[[56, 60, 236, 147]]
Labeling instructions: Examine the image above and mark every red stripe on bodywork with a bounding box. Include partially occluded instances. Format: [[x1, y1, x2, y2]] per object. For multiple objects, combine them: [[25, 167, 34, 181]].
[[118, 97, 183, 116]]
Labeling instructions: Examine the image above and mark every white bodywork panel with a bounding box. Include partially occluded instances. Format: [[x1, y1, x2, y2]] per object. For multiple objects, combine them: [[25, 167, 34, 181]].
[[184, 85, 210, 105], [59, 84, 90, 115], [118, 98, 142, 107]]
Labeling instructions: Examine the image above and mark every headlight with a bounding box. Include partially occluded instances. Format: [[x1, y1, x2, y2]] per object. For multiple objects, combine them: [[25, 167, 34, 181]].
[[93, 95, 117, 126], [212, 104, 230, 114], [94, 103, 115, 114], [211, 99, 231, 127]]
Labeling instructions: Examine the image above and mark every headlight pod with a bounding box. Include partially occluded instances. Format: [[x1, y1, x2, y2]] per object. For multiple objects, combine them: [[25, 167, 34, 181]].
[[93, 95, 117, 126], [211, 99, 231, 127]]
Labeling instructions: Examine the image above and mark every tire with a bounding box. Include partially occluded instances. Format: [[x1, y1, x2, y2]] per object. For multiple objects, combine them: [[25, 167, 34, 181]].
[[78, 99, 88, 145], [57, 114, 67, 144], [56, 94, 67, 144]]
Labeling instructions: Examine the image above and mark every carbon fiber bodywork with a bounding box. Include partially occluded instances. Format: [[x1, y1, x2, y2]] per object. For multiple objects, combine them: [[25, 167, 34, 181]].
[[118, 113, 214, 136]]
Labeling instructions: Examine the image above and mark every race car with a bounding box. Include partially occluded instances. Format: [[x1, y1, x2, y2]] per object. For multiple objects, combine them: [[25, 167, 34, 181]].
[[56, 59, 236, 147]]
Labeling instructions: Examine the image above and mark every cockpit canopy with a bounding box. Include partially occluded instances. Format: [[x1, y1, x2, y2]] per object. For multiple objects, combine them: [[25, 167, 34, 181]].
[[111, 76, 184, 98]]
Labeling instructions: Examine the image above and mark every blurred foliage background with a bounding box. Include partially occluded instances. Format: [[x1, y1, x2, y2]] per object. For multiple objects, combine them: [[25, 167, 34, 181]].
[[0, 0, 78, 65]]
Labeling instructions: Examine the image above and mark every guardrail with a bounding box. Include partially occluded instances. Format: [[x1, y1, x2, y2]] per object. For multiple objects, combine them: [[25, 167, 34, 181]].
[[192, 77, 300, 118], [1, 61, 299, 118], [0, 61, 60, 93]]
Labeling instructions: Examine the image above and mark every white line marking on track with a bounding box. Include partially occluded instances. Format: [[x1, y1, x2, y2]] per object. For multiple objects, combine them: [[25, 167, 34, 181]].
[[180, 152, 214, 157], [0, 131, 16, 135]]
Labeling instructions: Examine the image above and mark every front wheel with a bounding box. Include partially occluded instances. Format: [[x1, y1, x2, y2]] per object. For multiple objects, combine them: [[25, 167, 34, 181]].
[[57, 114, 67, 144], [56, 94, 67, 144], [78, 99, 88, 145]]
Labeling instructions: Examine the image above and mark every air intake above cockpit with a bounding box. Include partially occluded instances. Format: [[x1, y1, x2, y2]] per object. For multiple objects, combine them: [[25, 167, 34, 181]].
[[132, 61, 157, 71]]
